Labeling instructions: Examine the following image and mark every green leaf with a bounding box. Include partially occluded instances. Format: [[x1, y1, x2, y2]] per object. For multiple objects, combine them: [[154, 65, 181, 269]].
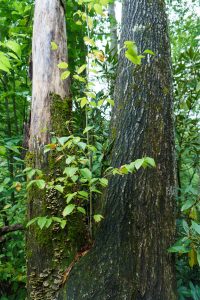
[[60, 220, 67, 229], [26, 217, 38, 227], [51, 41, 58, 50], [168, 245, 189, 253], [143, 49, 155, 55], [90, 101, 97, 107], [35, 180, 46, 189], [0, 146, 6, 156], [124, 41, 138, 55], [45, 218, 53, 228], [119, 165, 129, 174], [80, 168, 92, 180], [65, 155, 76, 165], [181, 199, 195, 211], [57, 62, 68, 69], [61, 70, 70, 80], [85, 92, 96, 99], [52, 217, 62, 223], [191, 221, 200, 234], [3, 204, 12, 210], [93, 214, 104, 223], [74, 74, 86, 83], [124, 40, 136, 48], [99, 178, 108, 187], [182, 220, 189, 234], [7, 52, 19, 60], [0, 52, 11, 69], [0, 64, 9, 73], [37, 217, 47, 229], [77, 64, 87, 74], [125, 52, 141, 65], [94, 4, 103, 15], [72, 137, 81, 144], [83, 126, 93, 134], [100, 0, 109, 5], [77, 142, 87, 150], [5, 40, 21, 58], [44, 146, 51, 154], [106, 98, 114, 106], [27, 169, 36, 179], [98, 99, 104, 106], [54, 185, 64, 193], [66, 192, 77, 204], [71, 175, 79, 183], [197, 251, 200, 266], [83, 36, 96, 47], [80, 97, 88, 108], [144, 157, 156, 168], [57, 136, 71, 146], [5, 145, 20, 154], [63, 167, 78, 178], [90, 187, 102, 194], [134, 158, 145, 170], [78, 191, 88, 198], [0, 54, 11, 73], [77, 207, 86, 214], [63, 204, 75, 217]]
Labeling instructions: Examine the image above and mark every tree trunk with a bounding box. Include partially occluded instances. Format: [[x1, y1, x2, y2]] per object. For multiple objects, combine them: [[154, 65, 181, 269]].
[[26, 1, 75, 299], [12, 71, 19, 135], [61, 0, 177, 299], [108, 1, 118, 57]]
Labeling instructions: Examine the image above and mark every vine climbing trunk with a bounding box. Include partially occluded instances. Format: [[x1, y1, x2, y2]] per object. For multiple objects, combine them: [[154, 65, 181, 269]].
[[61, 0, 177, 299], [26, 1, 72, 299]]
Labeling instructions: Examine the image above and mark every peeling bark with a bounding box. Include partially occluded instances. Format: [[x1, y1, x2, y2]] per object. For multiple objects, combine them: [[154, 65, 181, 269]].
[[26, 1, 75, 299], [61, 0, 177, 299], [29, 0, 70, 151]]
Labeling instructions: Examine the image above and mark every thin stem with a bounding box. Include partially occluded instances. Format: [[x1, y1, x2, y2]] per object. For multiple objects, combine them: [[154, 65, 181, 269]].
[[85, 4, 93, 238]]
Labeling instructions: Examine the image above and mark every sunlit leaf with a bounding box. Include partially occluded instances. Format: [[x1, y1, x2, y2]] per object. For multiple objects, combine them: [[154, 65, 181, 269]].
[[57, 62, 68, 69], [51, 41, 58, 50], [63, 204, 75, 217], [93, 214, 104, 222], [61, 70, 70, 80]]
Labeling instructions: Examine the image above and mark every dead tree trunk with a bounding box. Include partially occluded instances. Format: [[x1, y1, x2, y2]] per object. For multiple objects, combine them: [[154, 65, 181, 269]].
[[108, 1, 118, 57], [26, 1, 73, 299], [60, 0, 177, 299]]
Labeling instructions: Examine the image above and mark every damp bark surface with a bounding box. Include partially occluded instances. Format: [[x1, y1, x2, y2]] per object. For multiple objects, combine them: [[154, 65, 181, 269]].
[[62, 0, 177, 299], [26, 1, 75, 299]]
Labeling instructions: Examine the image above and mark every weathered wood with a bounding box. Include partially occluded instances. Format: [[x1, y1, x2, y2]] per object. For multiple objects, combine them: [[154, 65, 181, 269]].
[[29, 0, 69, 150], [26, 1, 72, 299], [61, 0, 177, 299], [108, 1, 118, 57]]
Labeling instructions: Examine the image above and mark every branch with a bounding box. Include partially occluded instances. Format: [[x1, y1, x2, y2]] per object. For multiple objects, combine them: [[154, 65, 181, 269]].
[[0, 224, 24, 236]]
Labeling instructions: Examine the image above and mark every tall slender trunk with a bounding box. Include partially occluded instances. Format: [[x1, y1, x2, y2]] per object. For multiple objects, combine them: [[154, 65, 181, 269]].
[[5, 95, 15, 203], [1, 77, 15, 202], [108, 1, 118, 57], [26, 1, 73, 299], [108, 1, 118, 96], [61, 0, 177, 299], [12, 72, 19, 135]]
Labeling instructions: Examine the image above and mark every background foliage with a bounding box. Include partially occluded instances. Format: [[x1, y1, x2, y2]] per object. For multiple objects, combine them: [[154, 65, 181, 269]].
[[0, 0, 199, 299]]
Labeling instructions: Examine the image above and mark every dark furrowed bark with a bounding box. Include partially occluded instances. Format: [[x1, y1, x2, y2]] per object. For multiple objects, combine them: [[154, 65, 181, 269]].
[[60, 0, 177, 299]]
